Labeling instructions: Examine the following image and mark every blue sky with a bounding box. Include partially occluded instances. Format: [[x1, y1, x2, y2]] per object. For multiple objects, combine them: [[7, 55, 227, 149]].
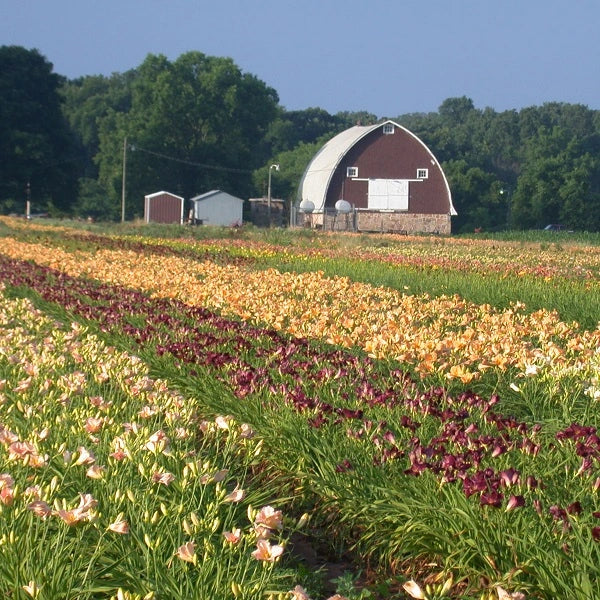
[[2, 0, 599, 117]]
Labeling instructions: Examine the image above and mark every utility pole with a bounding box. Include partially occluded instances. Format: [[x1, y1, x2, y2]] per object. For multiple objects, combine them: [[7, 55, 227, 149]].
[[267, 164, 279, 226], [25, 181, 31, 219], [121, 137, 127, 223]]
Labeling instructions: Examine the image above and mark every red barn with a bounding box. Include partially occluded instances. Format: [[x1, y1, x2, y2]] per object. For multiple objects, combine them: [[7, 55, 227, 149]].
[[298, 120, 456, 234], [144, 191, 184, 224]]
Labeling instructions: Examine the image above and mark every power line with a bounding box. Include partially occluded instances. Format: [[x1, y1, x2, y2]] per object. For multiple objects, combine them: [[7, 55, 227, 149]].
[[128, 143, 253, 174]]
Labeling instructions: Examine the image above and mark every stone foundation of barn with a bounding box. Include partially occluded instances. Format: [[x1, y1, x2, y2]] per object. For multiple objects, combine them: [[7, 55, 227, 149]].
[[299, 211, 451, 235]]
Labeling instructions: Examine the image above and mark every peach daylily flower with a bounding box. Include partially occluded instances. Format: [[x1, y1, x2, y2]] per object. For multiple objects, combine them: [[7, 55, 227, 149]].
[[289, 585, 312, 600], [8, 441, 36, 460], [223, 485, 245, 503], [175, 541, 196, 563], [146, 430, 169, 453], [56, 509, 85, 526], [77, 493, 98, 513], [222, 528, 242, 544], [215, 415, 231, 430], [108, 516, 130, 534], [24, 485, 42, 499], [86, 465, 105, 479], [27, 453, 48, 468], [84, 417, 104, 434], [239, 423, 255, 439], [74, 446, 96, 466], [37, 427, 50, 440], [254, 524, 273, 540], [0, 473, 14, 489], [254, 505, 283, 531], [152, 471, 175, 486], [0, 428, 18, 444], [0, 486, 15, 506], [28, 500, 52, 519], [497, 586, 526, 600], [138, 405, 158, 419], [251, 539, 284, 562]]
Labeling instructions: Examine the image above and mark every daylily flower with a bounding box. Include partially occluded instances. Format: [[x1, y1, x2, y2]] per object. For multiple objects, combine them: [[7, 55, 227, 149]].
[[84, 417, 104, 434], [402, 580, 425, 599], [506, 495, 526, 511], [8, 440, 36, 460], [28, 500, 52, 519], [288, 585, 312, 600], [0, 473, 14, 489], [0, 486, 15, 506], [496, 586, 526, 599], [222, 528, 242, 544], [22, 580, 40, 598], [239, 423, 255, 438], [108, 516, 130, 534], [175, 541, 196, 563], [145, 430, 169, 453], [254, 505, 283, 530], [215, 415, 231, 429], [251, 539, 284, 562], [253, 523, 273, 540], [223, 485, 245, 503], [152, 471, 175, 486], [86, 465, 105, 479], [74, 446, 96, 466]]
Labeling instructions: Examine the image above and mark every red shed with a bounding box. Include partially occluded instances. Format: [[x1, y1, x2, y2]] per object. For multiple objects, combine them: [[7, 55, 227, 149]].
[[298, 120, 456, 234], [144, 191, 184, 224]]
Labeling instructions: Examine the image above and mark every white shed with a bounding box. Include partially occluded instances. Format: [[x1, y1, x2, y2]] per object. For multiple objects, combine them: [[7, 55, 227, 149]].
[[189, 190, 244, 226]]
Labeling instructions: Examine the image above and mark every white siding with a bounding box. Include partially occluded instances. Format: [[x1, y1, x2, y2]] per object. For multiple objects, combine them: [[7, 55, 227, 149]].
[[191, 191, 244, 226]]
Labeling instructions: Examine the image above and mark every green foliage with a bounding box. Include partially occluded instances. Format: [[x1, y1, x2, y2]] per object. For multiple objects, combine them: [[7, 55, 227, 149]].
[[0, 45, 79, 213], [4, 43, 600, 229]]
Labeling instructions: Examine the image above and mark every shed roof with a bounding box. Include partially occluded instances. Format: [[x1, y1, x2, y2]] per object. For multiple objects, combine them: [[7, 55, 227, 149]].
[[144, 190, 184, 201], [298, 120, 455, 214], [190, 190, 244, 203]]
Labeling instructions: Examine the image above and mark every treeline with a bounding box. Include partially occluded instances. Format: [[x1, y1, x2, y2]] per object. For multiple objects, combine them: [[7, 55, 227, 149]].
[[2, 45, 600, 231]]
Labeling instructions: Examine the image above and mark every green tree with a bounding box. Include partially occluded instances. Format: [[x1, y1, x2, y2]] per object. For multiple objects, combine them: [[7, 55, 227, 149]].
[[0, 46, 78, 213], [444, 159, 501, 232], [95, 52, 279, 220], [264, 107, 346, 154], [60, 72, 134, 179]]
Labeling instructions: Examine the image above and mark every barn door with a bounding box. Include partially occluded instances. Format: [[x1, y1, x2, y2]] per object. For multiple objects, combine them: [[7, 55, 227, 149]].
[[367, 179, 409, 210]]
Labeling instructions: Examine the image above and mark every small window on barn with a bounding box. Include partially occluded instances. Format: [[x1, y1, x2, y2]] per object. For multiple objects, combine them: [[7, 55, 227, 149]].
[[417, 168, 429, 179], [347, 166, 358, 178], [383, 123, 395, 135]]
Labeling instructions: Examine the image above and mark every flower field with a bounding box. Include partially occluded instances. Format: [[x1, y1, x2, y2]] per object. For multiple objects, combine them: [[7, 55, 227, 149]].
[[1, 217, 600, 599]]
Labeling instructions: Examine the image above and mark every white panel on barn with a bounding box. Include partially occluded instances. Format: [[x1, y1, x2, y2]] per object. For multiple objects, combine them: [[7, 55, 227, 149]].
[[367, 179, 409, 210]]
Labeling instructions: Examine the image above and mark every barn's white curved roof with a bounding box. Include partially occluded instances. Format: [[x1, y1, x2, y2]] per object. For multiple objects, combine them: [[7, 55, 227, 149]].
[[298, 120, 456, 215]]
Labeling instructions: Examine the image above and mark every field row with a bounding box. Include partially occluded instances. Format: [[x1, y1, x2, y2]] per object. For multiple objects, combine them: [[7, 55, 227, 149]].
[[0, 235, 598, 392]]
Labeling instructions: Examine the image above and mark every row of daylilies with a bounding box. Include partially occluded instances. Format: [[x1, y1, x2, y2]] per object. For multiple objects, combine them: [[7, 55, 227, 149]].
[[0, 233, 599, 391], [9, 218, 600, 283], [0, 288, 335, 599]]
